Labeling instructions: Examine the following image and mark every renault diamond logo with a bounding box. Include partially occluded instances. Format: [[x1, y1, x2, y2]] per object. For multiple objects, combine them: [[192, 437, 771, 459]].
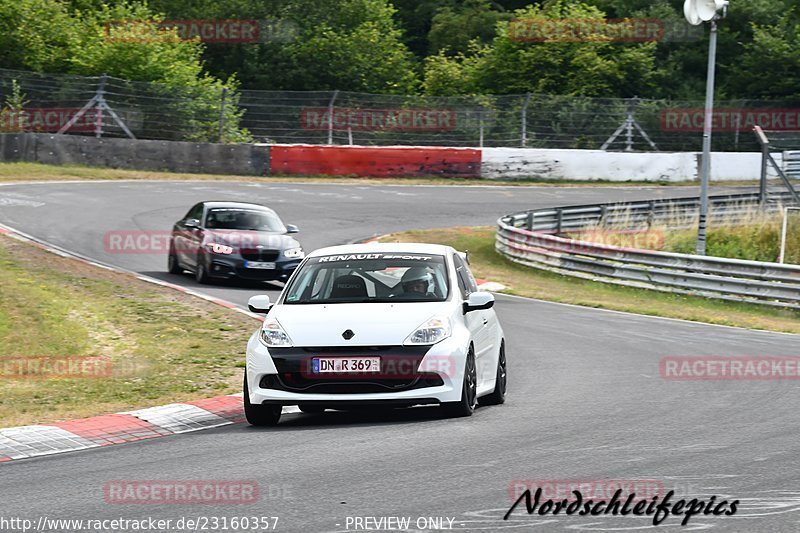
[[342, 329, 355, 340]]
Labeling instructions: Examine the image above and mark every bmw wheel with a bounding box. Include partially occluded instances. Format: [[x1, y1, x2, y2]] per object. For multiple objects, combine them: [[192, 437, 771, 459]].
[[167, 242, 182, 274], [195, 254, 210, 284]]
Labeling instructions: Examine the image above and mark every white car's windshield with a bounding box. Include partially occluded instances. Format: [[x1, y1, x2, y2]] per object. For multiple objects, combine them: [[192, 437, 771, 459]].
[[284, 253, 449, 304]]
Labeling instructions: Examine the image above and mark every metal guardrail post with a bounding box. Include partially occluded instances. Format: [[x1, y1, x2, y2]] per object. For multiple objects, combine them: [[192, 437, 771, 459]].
[[526, 211, 534, 231], [555, 209, 563, 233]]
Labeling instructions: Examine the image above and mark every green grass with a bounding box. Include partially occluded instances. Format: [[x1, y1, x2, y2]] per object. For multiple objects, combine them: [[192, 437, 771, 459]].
[[0, 161, 763, 187], [0, 234, 257, 427], [660, 214, 800, 264], [380, 227, 800, 334]]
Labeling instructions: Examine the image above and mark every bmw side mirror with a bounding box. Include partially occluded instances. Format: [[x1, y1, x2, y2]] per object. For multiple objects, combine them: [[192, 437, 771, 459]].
[[285, 224, 299, 234], [463, 292, 494, 314], [184, 218, 200, 229], [248, 295, 272, 313]]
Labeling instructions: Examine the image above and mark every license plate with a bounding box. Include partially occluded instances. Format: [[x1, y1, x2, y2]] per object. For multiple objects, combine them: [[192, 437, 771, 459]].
[[244, 261, 276, 269], [313, 357, 381, 373]]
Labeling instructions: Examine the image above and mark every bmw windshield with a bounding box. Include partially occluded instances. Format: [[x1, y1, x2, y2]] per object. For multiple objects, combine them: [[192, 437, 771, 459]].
[[205, 208, 285, 232], [284, 253, 449, 304]]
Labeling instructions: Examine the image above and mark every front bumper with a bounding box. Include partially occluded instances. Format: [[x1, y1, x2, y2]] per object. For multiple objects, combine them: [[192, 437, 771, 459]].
[[205, 255, 301, 281], [245, 333, 469, 406]]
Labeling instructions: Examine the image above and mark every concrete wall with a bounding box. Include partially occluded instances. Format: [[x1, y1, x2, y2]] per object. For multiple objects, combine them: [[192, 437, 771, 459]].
[[0, 133, 270, 176], [481, 147, 777, 182], [269, 144, 481, 178], [0, 134, 776, 181]]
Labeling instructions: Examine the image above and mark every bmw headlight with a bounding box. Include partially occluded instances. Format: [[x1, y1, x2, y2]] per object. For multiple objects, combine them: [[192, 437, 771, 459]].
[[404, 316, 451, 345], [259, 318, 293, 347], [205, 242, 234, 255], [284, 247, 304, 259]]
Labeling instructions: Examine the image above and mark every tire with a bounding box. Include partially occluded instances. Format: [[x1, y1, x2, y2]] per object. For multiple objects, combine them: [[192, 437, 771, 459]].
[[167, 243, 182, 274], [195, 254, 210, 284], [299, 405, 325, 414], [480, 341, 507, 406], [441, 347, 477, 418], [243, 374, 281, 426]]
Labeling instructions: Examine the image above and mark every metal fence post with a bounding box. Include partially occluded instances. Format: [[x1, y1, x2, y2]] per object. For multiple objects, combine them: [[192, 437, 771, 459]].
[[94, 74, 107, 138], [625, 97, 634, 152], [218, 88, 227, 143], [327, 90, 339, 145], [755, 126, 770, 206], [478, 108, 484, 148], [521, 93, 532, 147]]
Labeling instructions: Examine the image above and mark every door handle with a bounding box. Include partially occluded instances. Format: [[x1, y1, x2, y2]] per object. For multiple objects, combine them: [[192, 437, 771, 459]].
[[482, 318, 489, 326]]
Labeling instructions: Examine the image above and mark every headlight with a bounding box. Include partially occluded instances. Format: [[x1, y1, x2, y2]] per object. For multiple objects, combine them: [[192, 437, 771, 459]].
[[205, 243, 234, 255], [284, 247, 304, 259], [404, 316, 451, 345], [259, 318, 293, 347]]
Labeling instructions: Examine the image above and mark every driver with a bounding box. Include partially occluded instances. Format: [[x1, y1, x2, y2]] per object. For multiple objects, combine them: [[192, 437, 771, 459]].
[[240, 211, 262, 230], [400, 266, 434, 295]]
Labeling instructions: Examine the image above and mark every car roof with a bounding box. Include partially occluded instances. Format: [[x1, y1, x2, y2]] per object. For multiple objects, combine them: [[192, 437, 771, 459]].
[[307, 242, 455, 258], [202, 202, 277, 214]]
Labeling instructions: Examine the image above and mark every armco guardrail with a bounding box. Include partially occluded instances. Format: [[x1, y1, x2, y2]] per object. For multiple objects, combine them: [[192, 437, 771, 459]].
[[496, 192, 800, 308]]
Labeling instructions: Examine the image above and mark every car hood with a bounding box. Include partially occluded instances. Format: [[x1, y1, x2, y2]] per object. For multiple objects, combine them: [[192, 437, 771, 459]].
[[271, 301, 453, 347], [203, 230, 299, 250]]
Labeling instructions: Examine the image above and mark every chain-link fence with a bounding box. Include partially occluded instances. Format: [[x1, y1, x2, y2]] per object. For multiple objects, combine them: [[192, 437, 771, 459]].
[[1, 68, 799, 152]]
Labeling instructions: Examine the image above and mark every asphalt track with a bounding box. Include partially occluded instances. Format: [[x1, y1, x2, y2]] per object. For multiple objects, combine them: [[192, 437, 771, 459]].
[[0, 181, 799, 532]]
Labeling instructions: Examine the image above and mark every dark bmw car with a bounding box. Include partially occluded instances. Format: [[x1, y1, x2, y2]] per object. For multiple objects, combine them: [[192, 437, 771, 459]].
[[168, 201, 304, 284]]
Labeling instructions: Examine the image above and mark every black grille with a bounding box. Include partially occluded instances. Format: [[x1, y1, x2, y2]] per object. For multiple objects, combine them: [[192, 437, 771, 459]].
[[260, 373, 444, 394], [241, 249, 280, 261], [262, 346, 443, 394]]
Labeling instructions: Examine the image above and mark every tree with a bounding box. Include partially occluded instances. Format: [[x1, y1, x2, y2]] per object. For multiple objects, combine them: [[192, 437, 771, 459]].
[[0, 0, 250, 142], [732, 13, 800, 100], [424, 1, 659, 97], [240, 0, 420, 92], [428, 0, 511, 56]]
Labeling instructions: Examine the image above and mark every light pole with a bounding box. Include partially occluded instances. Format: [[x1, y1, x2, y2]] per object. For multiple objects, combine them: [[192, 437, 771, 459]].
[[684, 0, 728, 255]]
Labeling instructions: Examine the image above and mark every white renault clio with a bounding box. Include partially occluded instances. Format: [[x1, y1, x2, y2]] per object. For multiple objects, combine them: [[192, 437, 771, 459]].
[[244, 243, 506, 426]]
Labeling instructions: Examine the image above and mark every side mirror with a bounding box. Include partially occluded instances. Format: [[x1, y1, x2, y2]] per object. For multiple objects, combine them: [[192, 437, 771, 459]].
[[285, 224, 299, 234], [184, 218, 201, 229], [463, 292, 494, 314], [248, 295, 272, 313]]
